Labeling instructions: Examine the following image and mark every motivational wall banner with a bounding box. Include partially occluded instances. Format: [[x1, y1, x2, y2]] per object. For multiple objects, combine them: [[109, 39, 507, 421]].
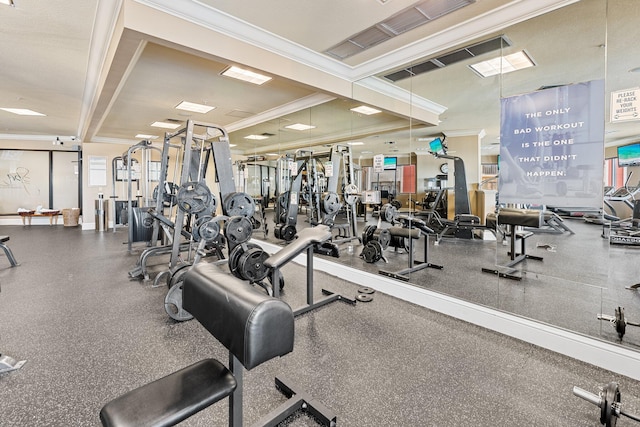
[[499, 80, 604, 207]]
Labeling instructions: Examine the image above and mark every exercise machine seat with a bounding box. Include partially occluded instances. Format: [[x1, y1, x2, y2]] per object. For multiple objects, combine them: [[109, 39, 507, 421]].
[[183, 263, 295, 370], [100, 359, 235, 427]]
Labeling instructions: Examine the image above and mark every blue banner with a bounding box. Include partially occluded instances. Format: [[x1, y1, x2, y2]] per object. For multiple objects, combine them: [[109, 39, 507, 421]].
[[499, 80, 604, 207]]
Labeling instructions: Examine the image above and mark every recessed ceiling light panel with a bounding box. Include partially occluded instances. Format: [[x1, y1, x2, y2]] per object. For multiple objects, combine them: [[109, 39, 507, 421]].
[[1, 108, 46, 116], [350, 106, 382, 115], [469, 50, 535, 78], [244, 135, 269, 140], [221, 66, 272, 85], [135, 134, 159, 139], [348, 141, 365, 145], [151, 121, 181, 129], [175, 101, 216, 113], [284, 123, 316, 131]]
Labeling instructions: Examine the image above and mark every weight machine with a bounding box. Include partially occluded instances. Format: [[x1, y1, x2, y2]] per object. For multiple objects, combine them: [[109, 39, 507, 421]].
[[111, 140, 164, 252], [606, 172, 640, 246], [425, 137, 490, 241], [154, 120, 256, 270], [274, 145, 360, 245]]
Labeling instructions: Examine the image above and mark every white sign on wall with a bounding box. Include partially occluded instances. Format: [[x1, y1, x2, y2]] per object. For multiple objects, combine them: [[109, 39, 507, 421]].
[[611, 87, 640, 122], [324, 162, 334, 177], [373, 154, 384, 173]]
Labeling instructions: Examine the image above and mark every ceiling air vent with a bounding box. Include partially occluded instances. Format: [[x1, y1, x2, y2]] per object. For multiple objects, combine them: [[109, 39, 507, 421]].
[[325, 0, 475, 60], [383, 35, 511, 82]]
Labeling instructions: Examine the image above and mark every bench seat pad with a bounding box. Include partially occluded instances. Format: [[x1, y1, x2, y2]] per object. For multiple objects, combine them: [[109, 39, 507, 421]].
[[100, 358, 236, 427], [183, 263, 294, 370]]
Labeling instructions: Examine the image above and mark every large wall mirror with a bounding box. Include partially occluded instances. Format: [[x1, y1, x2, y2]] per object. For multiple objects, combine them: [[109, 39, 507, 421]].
[[225, 0, 640, 353], [359, 0, 639, 351]]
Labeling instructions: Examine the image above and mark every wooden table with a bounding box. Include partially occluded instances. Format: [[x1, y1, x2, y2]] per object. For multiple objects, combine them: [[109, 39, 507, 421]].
[[18, 210, 61, 225]]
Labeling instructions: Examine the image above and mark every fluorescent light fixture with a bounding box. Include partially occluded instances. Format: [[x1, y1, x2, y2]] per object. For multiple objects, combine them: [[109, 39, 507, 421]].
[[285, 123, 316, 131], [348, 141, 364, 145], [361, 150, 373, 154], [175, 101, 215, 113], [469, 51, 535, 78], [350, 106, 381, 115], [0, 0, 15, 6], [244, 134, 269, 140], [151, 121, 181, 129], [135, 134, 159, 139], [229, 144, 237, 148], [0, 108, 45, 116], [266, 153, 279, 156], [221, 66, 272, 85]]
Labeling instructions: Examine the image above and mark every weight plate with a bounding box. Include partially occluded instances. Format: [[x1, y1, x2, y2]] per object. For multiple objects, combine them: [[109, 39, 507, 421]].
[[275, 224, 297, 241], [228, 244, 247, 279], [225, 216, 254, 246], [192, 215, 212, 241], [228, 243, 261, 279], [176, 181, 213, 214], [322, 192, 341, 215], [601, 382, 620, 427], [164, 279, 193, 321], [381, 204, 398, 223], [356, 293, 373, 302], [343, 183, 359, 205], [615, 307, 626, 339], [358, 287, 375, 294], [362, 225, 376, 245], [153, 182, 179, 207], [237, 247, 270, 282], [223, 192, 256, 217], [374, 229, 391, 250], [361, 241, 382, 263], [269, 269, 285, 291], [199, 218, 221, 243]]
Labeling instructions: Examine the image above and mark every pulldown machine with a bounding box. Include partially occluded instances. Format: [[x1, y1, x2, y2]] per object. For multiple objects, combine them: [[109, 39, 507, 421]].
[[425, 137, 491, 241]]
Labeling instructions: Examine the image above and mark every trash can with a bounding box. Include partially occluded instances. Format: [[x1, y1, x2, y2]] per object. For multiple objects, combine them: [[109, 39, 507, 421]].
[[62, 208, 80, 227], [95, 194, 108, 231]]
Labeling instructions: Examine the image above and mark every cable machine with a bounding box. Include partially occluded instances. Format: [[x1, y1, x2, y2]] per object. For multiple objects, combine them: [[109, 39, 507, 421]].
[[111, 140, 164, 252]]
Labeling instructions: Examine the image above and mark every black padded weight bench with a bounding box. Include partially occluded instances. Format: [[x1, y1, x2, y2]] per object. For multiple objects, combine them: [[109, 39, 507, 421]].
[[436, 214, 491, 241], [482, 209, 544, 280], [100, 262, 336, 426], [265, 224, 356, 317], [379, 216, 443, 281], [0, 236, 19, 267]]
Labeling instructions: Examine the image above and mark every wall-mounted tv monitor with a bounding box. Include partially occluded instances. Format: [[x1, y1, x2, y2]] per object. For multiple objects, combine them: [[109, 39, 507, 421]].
[[618, 142, 640, 166], [429, 137, 446, 156], [383, 156, 397, 170]]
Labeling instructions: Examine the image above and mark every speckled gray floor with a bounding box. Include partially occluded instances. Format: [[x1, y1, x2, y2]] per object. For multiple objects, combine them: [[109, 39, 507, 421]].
[[1, 223, 640, 426]]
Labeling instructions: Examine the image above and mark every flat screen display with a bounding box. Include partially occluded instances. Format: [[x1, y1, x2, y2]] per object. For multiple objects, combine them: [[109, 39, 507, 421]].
[[383, 156, 397, 170], [429, 137, 446, 156], [618, 142, 640, 166]]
